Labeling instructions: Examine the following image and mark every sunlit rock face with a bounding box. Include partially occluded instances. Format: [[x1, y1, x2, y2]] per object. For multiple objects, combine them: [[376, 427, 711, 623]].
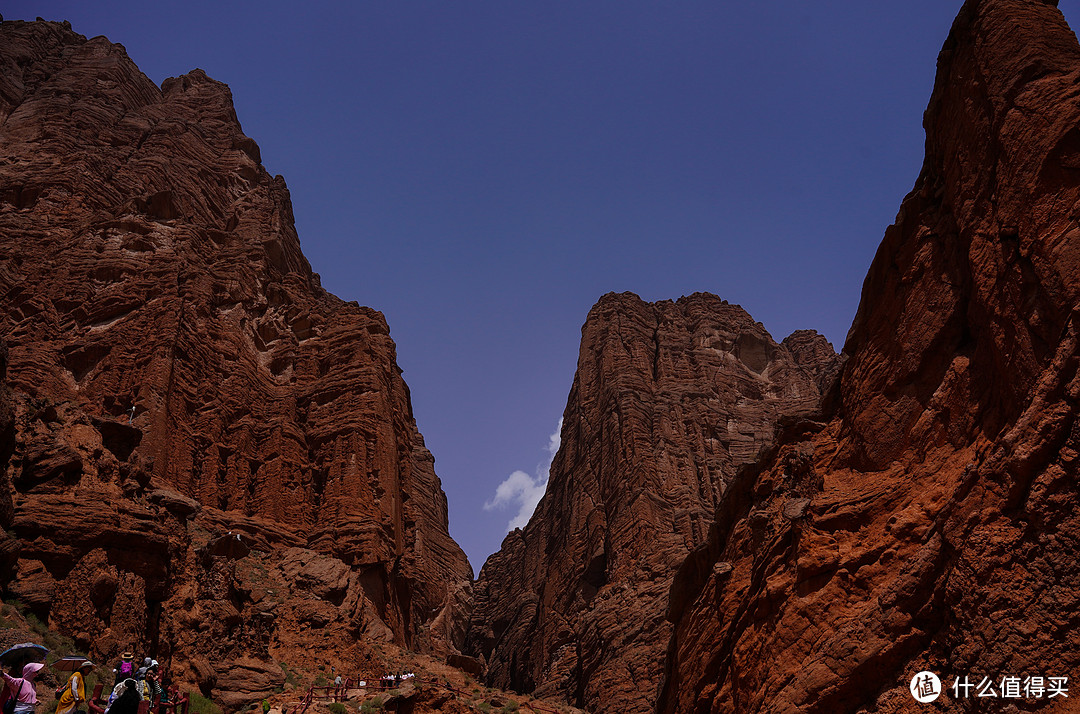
[[0, 19, 470, 709], [465, 291, 837, 714], [661, 1, 1080, 711]]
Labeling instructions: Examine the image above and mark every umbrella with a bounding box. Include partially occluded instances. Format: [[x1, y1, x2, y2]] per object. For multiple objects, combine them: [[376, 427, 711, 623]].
[[0, 643, 48, 666], [51, 657, 91, 672]]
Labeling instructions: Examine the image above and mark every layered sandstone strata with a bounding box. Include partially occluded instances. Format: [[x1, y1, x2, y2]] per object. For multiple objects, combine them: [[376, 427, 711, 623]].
[[0, 19, 470, 708], [661, 1, 1080, 711], [466, 292, 837, 713]]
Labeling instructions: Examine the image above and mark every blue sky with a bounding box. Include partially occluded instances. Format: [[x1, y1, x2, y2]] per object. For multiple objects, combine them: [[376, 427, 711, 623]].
[[11, 2, 1080, 571]]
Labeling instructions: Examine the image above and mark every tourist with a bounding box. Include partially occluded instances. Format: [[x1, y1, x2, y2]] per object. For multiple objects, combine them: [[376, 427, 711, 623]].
[[113, 653, 136, 687], [104, 680, 125, 707], [55, 661, 93, 714], [131, 667, 149, 701], [2, 662, 43, 714], [0, 665, 18, 712], [104, 680, 140, 714], [145, 662, 163, 704]]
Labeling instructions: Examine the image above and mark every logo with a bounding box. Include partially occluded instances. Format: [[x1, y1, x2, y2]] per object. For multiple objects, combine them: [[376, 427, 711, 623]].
[[911, 671, 942, 703]]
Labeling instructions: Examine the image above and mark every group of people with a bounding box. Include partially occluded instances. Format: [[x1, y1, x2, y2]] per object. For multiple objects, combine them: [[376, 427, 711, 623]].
[[327, 671, 416, 691], [101, 653, 166, 714], [1, 650, 169, 714], [0, 658, 95, 714], [376, 672, 415, 689], [110, 654, 164, 704]]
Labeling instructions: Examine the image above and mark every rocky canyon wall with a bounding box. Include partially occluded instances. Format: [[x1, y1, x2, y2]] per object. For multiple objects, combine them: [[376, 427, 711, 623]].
[[660, 0, 1080, 711], [465, 292, 838, 713], [7, 2, 1079, 712], [0, 19, 470, 708]]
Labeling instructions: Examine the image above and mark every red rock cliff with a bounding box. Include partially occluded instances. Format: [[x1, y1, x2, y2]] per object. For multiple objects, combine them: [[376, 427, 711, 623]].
[[0, 19, 470, 707], [0, 339, 16, 579], [465, 292, 837, 713], [661, 1, 1080, 711]]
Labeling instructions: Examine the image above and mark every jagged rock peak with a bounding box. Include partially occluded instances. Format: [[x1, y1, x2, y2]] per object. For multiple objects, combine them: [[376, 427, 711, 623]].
[[463, 290, 837, 713]]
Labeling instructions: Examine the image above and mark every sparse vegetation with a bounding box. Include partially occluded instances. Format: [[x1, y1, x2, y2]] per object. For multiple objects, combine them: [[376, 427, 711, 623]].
[[359, 696, 384, 714], [314, 674, 328, 687], [187, 692, 223, 714], [501, 702, 519, 714], [2, 601, 77, 658], [37, 621, 76, 656], [328, 703, 346, 714], [24, 610, 44, 631], [478, 703, 492, 713], [279, 663, 300, 689]]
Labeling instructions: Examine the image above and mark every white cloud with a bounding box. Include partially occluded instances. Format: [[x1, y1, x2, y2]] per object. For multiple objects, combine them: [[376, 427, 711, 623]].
[[484, 470, 540, 511], [485, 418, 563, 532], [547, 419, 562, 459]]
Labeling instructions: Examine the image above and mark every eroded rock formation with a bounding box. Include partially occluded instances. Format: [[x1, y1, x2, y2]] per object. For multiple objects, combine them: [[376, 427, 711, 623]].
[[0, 19, 470, 708], [465, 292, 838, 713], [661, 0, 1080, 711], [0, 339, 17, 582]]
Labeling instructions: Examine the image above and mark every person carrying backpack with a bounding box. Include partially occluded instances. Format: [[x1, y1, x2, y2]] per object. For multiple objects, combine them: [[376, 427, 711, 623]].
[[113, 654, 135, 688], [2, 662, 43, 714]]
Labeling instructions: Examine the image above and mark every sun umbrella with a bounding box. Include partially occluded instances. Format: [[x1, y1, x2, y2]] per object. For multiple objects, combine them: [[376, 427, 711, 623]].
[[51, 657, 91, 672], [0, 643, 48, 666]]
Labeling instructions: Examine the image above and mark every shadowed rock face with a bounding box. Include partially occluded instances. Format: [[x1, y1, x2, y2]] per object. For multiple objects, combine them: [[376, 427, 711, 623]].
[[660, 1, 1080, 712], [465, 292, 838, 714], [0, 19, 470, 707], [0, 340, 17, 581]]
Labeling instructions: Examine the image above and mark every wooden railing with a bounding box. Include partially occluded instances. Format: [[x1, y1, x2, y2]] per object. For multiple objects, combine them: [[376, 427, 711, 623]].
[[284, 677, 425, 714]]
